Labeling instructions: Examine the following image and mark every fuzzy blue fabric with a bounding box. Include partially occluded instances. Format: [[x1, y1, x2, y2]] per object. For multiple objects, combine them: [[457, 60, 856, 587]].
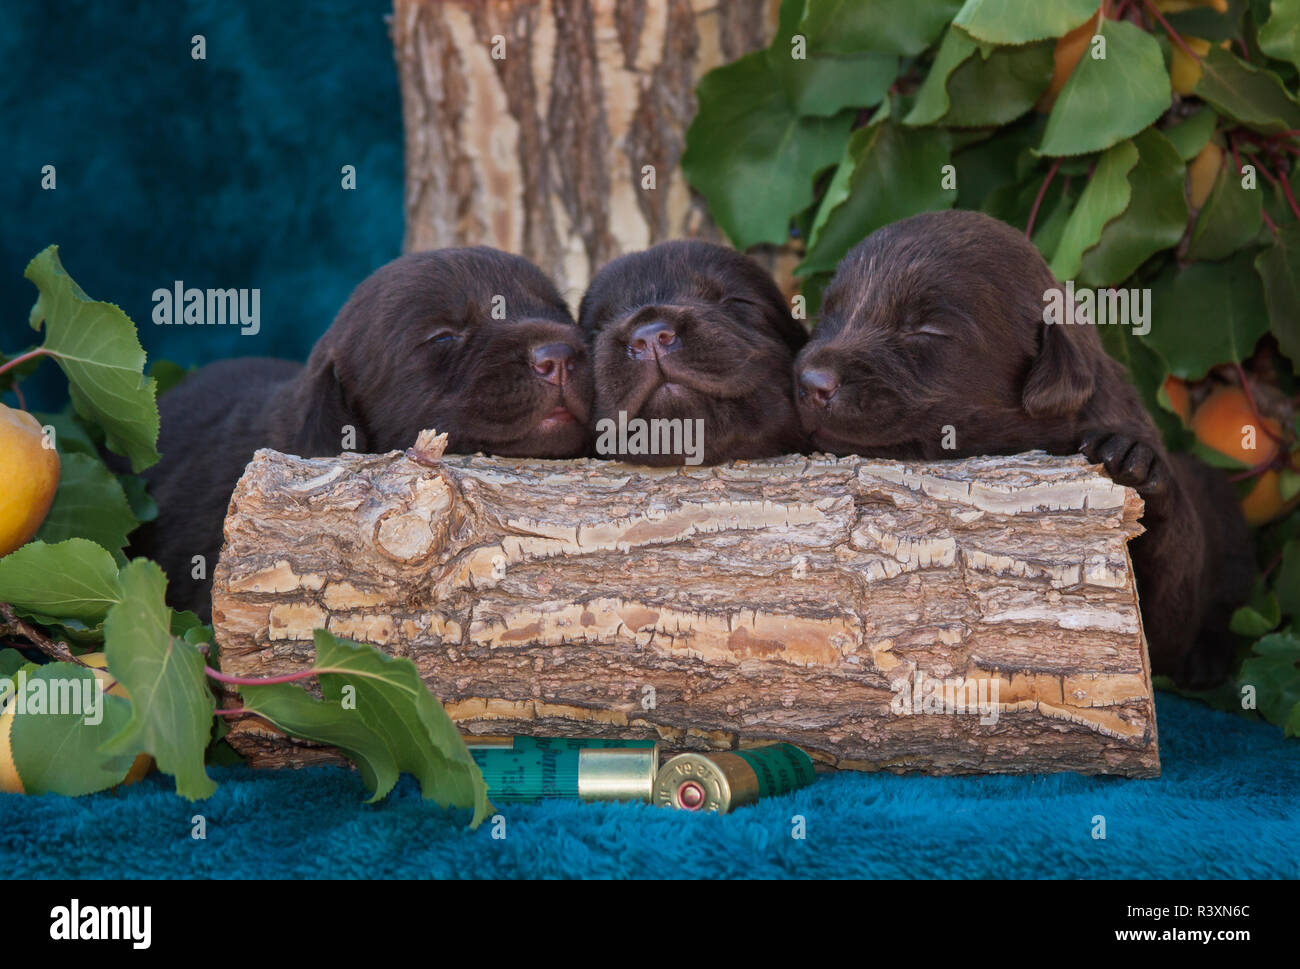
[[1, 0, 403, 411], [2, 694, 1296, 879]]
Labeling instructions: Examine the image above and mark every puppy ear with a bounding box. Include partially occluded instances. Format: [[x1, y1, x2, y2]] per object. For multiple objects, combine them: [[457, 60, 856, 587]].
[[289, 352, 369, 457], [1021, 318, 1097, 419]]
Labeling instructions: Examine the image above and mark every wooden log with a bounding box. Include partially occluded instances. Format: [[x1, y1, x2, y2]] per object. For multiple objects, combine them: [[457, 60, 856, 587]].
[[211, 432, 1160, 777], [390, 0, 803, 301]]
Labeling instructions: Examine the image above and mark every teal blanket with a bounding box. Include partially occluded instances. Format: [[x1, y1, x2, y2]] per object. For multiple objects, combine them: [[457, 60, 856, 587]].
[[3, 695, 1296, 879]]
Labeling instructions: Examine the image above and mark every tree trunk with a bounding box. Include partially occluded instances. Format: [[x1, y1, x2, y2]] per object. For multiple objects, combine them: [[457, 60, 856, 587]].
[[212, 433, 1160, 777], [389, 0, 800, 303]]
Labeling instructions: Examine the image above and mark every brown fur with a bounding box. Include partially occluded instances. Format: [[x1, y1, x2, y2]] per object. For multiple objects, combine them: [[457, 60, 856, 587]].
[[578, 241, 807, 465], [794, 210, 1252, 686], [130, 247, 592, 619]]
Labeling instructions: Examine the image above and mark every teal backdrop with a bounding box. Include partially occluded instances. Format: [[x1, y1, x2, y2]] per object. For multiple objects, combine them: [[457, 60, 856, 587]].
[[2, 0, 404, 409]]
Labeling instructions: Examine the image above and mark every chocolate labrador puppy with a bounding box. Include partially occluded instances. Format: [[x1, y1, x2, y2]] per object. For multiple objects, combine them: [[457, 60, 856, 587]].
[[793, 209, 1251, 687], [578, 241, 807, 465], [130, 247, 593, 619]]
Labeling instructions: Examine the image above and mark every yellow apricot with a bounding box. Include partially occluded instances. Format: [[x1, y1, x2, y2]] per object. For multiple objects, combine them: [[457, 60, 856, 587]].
[[1187, 141, 1223, 209], [0, 403, 60, 556]]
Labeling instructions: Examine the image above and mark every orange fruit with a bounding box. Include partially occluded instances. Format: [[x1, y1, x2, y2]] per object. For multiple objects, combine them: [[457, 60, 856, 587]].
[[1170, 37, 1212, 95], [0, 708, 22, 794], [82, 653, 154, 785], [1187, 141, 1223, 209], [0, 655, 155, 794], [1163, 376, 1191, 424], [0, 403, 60, 556], [1153, 0, 1228, 12], [1192, 387, 1281, 466], [1240, 470, 1300, 526], [1038, 11, 1101, 112]]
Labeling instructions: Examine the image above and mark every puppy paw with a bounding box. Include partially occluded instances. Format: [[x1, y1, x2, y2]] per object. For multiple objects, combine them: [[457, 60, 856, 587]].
[[1078, 430, 1167, 498]]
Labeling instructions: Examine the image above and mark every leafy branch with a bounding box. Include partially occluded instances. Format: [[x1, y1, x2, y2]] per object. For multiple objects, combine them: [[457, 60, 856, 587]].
[[683, 0, 1300, 735], [0, 252, 489, 824]]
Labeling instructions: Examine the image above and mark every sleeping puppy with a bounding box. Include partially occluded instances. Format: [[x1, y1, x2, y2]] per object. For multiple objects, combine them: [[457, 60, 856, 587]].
[[793, 209, 1252, 687], [577, 241, 807, 465], [130, 247, 593, 620]]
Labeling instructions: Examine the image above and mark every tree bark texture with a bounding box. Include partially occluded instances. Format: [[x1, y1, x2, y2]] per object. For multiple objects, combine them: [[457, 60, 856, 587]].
[[212, 435, 1160, 777], [390, 0, 802, 303]]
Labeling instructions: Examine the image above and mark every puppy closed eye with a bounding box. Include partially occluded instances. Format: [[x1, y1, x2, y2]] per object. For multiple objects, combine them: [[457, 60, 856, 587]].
[[903, 323, 948, 341], [422, 328, 461, 346]]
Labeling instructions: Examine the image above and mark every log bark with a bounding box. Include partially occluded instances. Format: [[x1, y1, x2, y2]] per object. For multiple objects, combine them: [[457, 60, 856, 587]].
[[212, 434, 1160, 777], [390, 0, 802, 302]]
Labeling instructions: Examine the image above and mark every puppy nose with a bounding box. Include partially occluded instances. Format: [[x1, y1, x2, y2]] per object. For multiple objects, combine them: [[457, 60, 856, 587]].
[[627, 321, 682, 360], [531, 343, 576, 385], [799, 368, 839, 408]]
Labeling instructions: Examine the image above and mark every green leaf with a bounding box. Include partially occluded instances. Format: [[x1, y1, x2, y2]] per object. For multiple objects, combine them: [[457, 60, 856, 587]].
[[1166, 0, 1250, 42], [24, 246, 160, 472], [148, 359, 193, 397], [1143, 250, 1269, 379], [1187, 437, 1250, 470], [1029, 179, 1077, 259], [768, 0, 897, 117], [238, 683, 400, 803], [170, 609, 210, 641], [1230, 579, 1281, 636], [1280, 467, 1300, 502], [1162, 107, 1218, 162], [311, 630, 490, 826], [787, 53, 899, 118], [118, 474, 158, 525], [978, 153, 1071, 235], [1078, 128, 1189, 286], [0, 648, 27, 677], [952, 115, 1047, 208], [800, 271, 834, 318], [1193, 45, 1300, 135], [1258, 0, 1300, 73], [0, 538, 122, 624], [799, 0, 962, 56], [1239, 632, 1300, 727], [1049, 139, 1138, 280], [905, 27, 1053, 128], [683, 51, 854, 249], [101, 559, 216, 800], [1231, 607, 1280, 637], [1254, 222, 1300, 364], [30, 408, 98, 459], [952, 0, 1097, 44], [34, 453, 138, 565], [1040, 19, 1172, 157], [9, 662, 138, 796], [1186, 154, 1264, 261], [799, 112, 955, 276]]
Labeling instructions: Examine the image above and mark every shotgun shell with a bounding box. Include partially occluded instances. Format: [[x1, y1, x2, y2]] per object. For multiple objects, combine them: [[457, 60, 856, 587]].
[[463, 735, 659, 752], [653, 743, 816, 813], [470, 746, 659, 803]]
